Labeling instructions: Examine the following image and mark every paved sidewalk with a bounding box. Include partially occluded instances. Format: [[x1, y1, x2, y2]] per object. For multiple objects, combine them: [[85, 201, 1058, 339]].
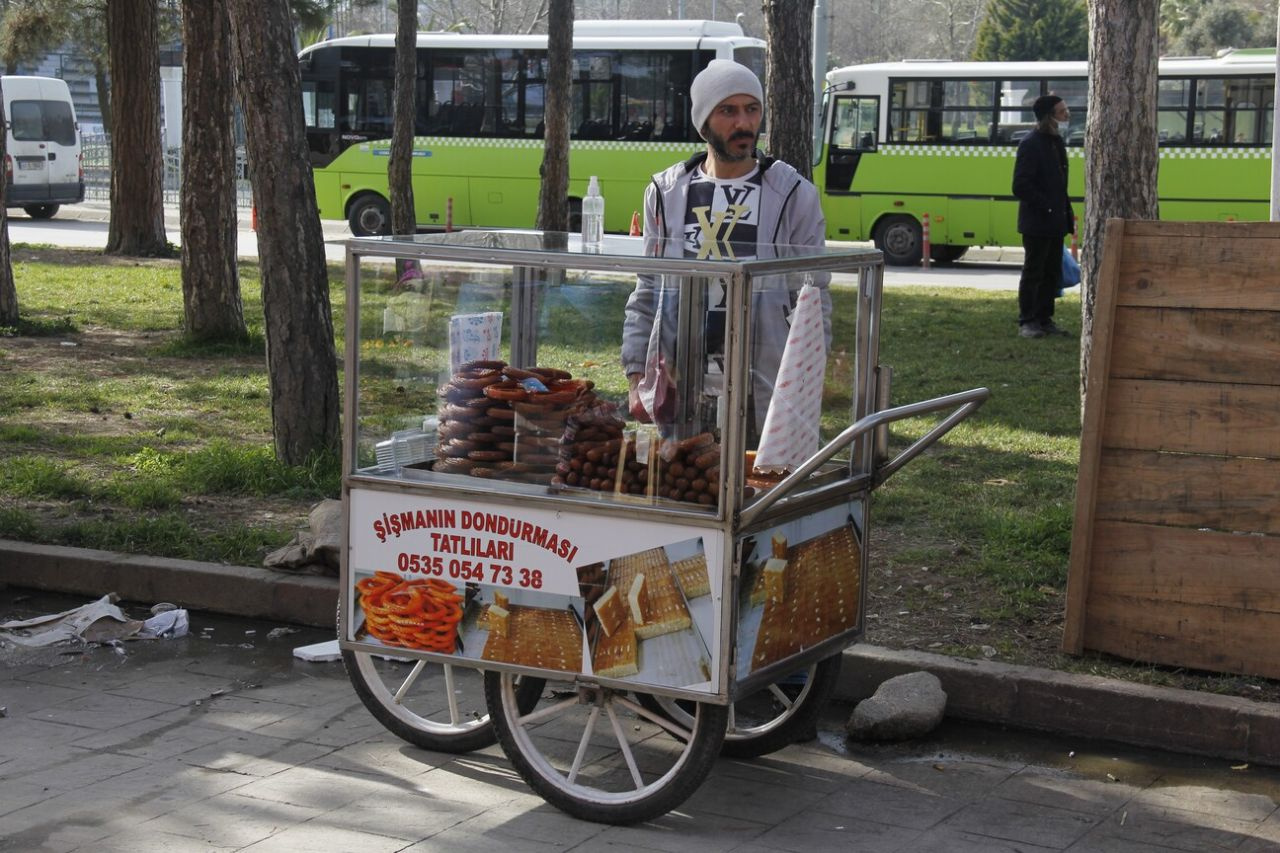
[[4, 539, 1280, 770], [3, 589, 1279, 852]]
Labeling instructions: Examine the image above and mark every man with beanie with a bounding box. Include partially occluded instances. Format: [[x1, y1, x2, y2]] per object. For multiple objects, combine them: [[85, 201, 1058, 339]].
[[622, 58, 829, 438], [1012, 93, 1075, 338]]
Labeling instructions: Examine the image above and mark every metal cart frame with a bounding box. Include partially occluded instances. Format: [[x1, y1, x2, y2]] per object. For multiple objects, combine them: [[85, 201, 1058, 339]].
[[339, 230, 987, 823]]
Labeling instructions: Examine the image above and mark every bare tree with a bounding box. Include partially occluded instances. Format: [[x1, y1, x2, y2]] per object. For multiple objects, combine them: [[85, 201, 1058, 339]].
[[764, 0, 816, 179], [1081, 0, 1160, 398], [922, 0, 987, 59], [390, 0, 418, 236], [105, 0, 170, 257], [535, 0, 571, 232], [227, 0, 341, 464], [0, 81, 14, 328], [180, 0, 246, 342], [417, 0, 549, 33]]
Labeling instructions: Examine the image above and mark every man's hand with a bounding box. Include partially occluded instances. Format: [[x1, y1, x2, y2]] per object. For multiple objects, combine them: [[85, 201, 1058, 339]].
[[627, 373, 652, 423]]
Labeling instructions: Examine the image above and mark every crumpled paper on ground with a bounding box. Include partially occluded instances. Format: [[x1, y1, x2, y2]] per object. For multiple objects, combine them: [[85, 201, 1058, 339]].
[[753, 282, 828, 473], [0, 594, 189, 648]]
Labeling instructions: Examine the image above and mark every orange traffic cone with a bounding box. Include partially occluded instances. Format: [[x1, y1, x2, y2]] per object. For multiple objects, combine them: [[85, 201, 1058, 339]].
[[629, 210, 641, 236], [251, 204, 258, 232]]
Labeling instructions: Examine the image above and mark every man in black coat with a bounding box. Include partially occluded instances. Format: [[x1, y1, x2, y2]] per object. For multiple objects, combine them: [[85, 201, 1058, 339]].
[[1012, 94, 1074, 338]]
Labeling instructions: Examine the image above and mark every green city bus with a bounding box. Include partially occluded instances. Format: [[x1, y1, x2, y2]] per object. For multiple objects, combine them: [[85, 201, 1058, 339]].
[[299, 20, 765, 236], [817, 50, 1275, 264]]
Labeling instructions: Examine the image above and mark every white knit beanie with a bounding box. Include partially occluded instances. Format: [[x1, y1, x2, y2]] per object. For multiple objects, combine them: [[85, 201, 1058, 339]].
[[689, 59, 764, 138]]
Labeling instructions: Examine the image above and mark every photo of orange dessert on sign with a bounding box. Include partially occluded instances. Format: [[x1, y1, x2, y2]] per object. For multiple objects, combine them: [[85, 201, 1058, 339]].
[[355, 571, 464, 652], [589, 544, 711, 685], [746, 522, 862, 673]]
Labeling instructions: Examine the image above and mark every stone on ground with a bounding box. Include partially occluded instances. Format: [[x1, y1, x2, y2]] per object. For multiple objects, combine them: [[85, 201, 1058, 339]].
[[846, 670, 947, 741]]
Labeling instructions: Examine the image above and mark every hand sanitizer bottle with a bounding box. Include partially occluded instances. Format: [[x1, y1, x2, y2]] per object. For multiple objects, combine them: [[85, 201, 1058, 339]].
[[581, 175, 604, 248]]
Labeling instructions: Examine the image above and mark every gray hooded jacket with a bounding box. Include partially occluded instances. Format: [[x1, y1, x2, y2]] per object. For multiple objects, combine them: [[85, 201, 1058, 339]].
[[621, 151, 831, 430]]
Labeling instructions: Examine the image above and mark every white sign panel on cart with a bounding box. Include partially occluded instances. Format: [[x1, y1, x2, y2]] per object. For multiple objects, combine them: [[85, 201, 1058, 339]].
[[347, 487, 724, 694]]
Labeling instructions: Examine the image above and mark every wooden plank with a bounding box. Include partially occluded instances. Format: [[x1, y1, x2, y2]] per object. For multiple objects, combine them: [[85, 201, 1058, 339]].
[[1101, 378, 1280, 459], [1089, 520, 1280, 611], [1063, 218, 1126, 654], [1083, 592, 1280, 680], [1125, 220, 1280, 240], [1111, 306, 1280, 386], [1094, 448, 1280, 535], [1116, 234, 1280, 311]]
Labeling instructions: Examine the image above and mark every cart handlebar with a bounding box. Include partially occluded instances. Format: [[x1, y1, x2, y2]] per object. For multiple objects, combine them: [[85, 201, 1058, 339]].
[[738, 387, 990, 527]]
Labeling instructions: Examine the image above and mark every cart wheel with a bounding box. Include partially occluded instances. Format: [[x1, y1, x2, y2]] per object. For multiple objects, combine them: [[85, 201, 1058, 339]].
[[638, 654, 842, 759], [484, 671, 729, 824], [340, 596, 544, 753]]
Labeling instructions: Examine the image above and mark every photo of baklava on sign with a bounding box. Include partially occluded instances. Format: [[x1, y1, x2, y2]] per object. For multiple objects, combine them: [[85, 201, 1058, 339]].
[[588, 541, 712, 688], [478, 590, 584, 674], [741, 515, 862, 673]]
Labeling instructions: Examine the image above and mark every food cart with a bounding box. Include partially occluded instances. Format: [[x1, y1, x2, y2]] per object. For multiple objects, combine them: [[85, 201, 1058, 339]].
[[339, 230, 987, 824]]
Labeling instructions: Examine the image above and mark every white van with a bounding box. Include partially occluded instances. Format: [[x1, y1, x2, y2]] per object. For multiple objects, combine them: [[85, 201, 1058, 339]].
[[2, 75, 84, 219]]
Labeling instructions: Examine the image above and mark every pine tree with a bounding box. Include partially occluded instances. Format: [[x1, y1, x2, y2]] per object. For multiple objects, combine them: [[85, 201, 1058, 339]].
[[971, 0, 1088, 61]]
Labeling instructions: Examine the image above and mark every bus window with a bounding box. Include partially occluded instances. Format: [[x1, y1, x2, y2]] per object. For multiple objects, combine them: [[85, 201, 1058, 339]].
[[337, 47, 394, 137], [1045, 78, 1087, 145], [940, 79, 995, 143], [572, 52, 616, 139], [997, 78, 1040, 141], [428, 52, 489, 136], [1158, 78, 1190, 143], [889, 79, 931, 141], [1194, 78, 1228, 142], [1189, 76, 1269, 144], [831, 96, 878, 151]]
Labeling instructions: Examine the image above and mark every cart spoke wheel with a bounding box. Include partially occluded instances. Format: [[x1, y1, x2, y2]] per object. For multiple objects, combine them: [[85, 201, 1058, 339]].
[[485, 672, 728, 824], [640, 653, 843, 759], [343, 648, 544, 754]]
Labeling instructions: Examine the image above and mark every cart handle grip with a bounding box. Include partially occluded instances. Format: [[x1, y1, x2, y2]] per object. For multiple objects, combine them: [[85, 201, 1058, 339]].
[[738, 387, 989, 527]]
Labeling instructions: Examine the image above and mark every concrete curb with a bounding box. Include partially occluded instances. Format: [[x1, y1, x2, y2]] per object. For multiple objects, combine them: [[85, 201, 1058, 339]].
[[838, 645, 1280, 767], [0, 539, 337, 629], [2, 539, 1276, 766]]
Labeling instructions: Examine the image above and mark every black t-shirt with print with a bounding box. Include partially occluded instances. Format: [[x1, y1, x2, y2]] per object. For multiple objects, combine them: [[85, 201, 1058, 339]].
[[681, 166, 762, 386]]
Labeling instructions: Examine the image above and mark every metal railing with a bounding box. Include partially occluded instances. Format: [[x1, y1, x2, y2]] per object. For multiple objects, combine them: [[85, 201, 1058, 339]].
[[81, 134, 254, 207]]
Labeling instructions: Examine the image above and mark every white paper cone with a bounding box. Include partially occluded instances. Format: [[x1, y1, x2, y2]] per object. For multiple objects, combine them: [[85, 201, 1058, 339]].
[[754, 284, 826, 473]]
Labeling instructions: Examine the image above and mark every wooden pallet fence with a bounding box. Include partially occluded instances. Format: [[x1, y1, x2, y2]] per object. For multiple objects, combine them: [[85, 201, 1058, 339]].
[[1063, 219, 1280, 678]]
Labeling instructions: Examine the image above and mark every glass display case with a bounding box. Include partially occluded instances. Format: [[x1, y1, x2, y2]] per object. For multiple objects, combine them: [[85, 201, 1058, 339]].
[[339, 229, 987, 823]]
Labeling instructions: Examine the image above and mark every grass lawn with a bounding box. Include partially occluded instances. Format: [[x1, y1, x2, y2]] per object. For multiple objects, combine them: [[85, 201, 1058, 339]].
[[0, 248, 1083, 615], [0, 248, 1084, 654], [11, 248, 1279, 699]]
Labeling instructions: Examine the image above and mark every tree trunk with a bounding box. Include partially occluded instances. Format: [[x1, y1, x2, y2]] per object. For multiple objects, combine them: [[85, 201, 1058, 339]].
[[105, 0, 170, 257], [763, 0, 816, 179], [0, 81, 15, 328], [180, 0, 246, 342], [535, 0, 572, 233], [1082, 0, 1159, 399], [390, 0, 417, 236], [227, 0, 341, 465]]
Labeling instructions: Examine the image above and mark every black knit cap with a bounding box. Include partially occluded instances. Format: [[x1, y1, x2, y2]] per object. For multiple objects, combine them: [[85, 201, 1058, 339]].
[[1033, 95, 1063, 120]]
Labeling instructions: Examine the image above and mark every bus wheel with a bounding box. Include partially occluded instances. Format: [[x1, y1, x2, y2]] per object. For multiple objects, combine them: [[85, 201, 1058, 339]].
[[23, 204, 59, 220], [930, 244, 968, 265], [348, 193, 390, 236], [873, 215, 922, 266]]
